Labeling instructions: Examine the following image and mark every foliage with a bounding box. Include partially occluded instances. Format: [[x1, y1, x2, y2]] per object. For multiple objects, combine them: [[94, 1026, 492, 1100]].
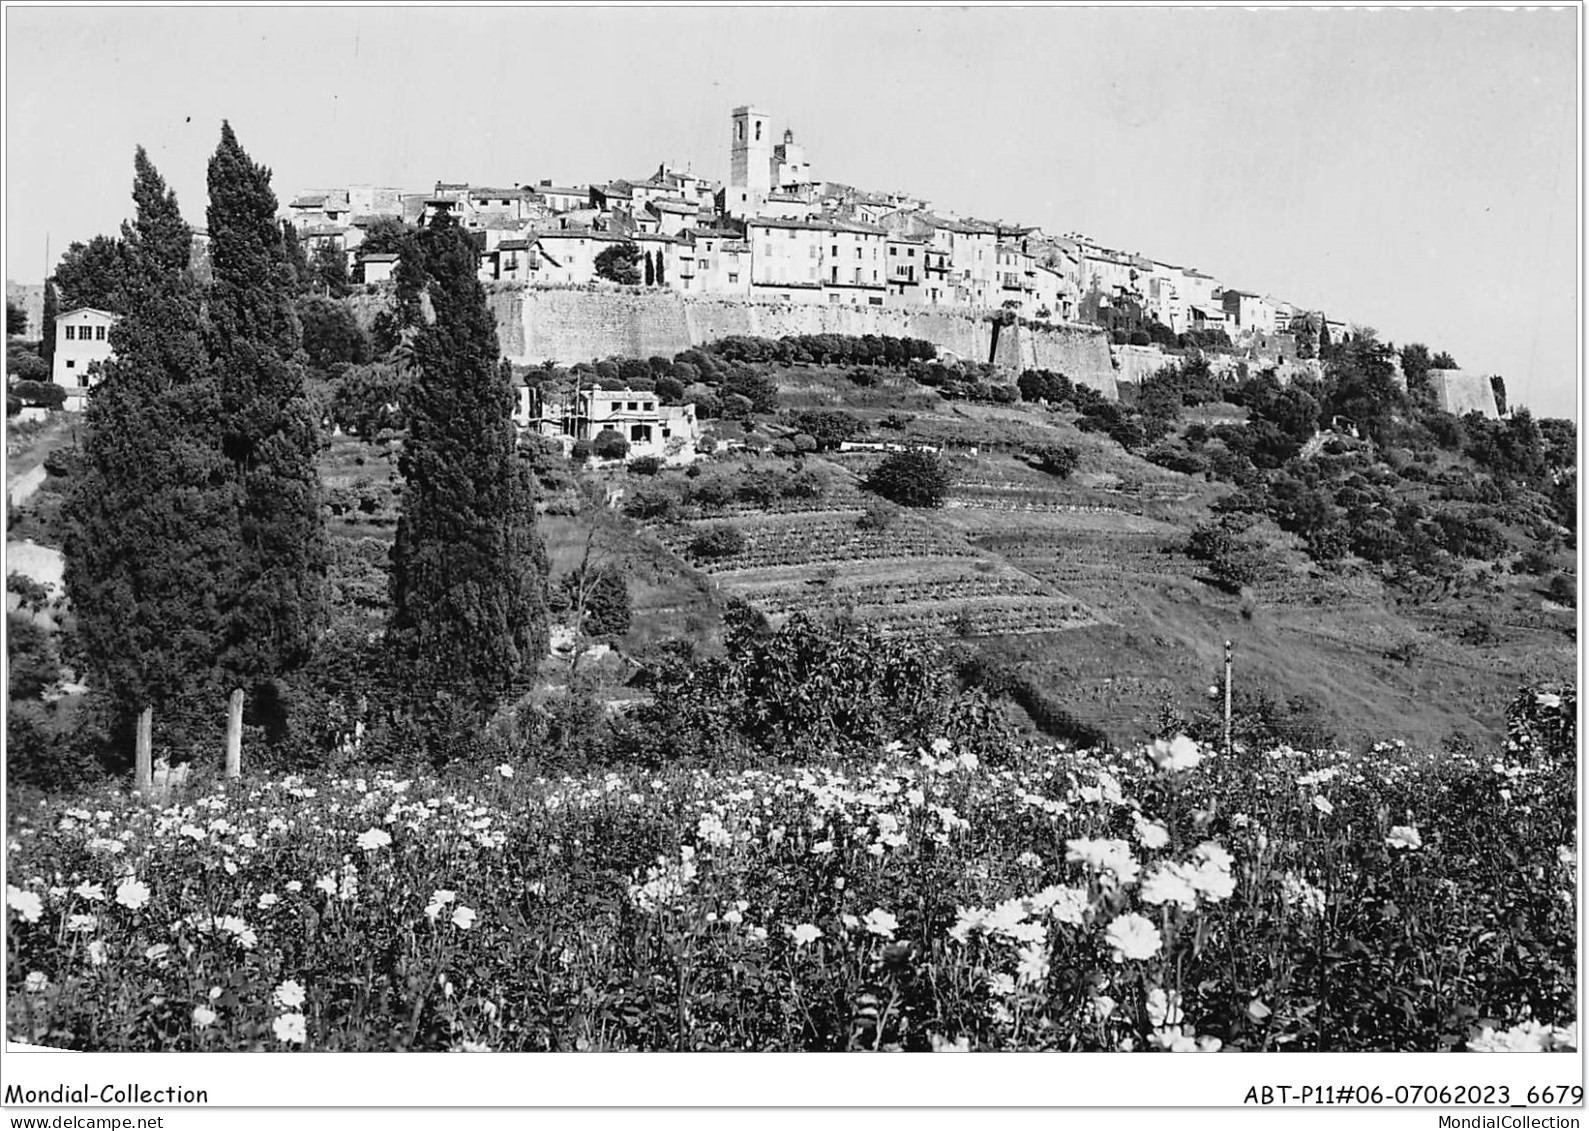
[[687, 523, 746, 561], [1186, 514, 1273, 593], [791, 410, 863, 452], [592, 429, 630, 461], [7, 299, 27, 337], [297, 296, 369, 371], [627, 455, 664, 477], [1030, 444, 1080, 479], [561, 566, 632, 639], [205, 121, 329, 710], [863, 450, 953, 509], [53, 234, 134, 315], [594, 242, 642, 286], [11, 379, 65, 409], [62, 146, 236, 745], [41, 280, 59, 369], [328, 363, 408, 441], [387, 212, 550, 735]]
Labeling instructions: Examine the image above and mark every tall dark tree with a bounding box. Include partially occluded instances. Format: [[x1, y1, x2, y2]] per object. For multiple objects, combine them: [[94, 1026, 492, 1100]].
[[387, 212, 548, 736], [62, 148, 234, 792], [206, 121, 328, 774], [40, 280, 58, 370], [6, 300, 26, 337], [281, 219, 312, 296], [643, 250, 655, 287]]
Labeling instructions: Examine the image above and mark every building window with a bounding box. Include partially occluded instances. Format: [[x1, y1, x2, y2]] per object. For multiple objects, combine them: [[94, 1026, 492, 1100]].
[[727, 272, 738, 284], [630, 424, 652, 443], [889, 246, 897, 256], [627, 401, 639, 411], [96, 325, 107, 340], [64, 325, 75, 340], [831, 245, 838, 256], [869, 296, 883, 306], [66, 359, 75, 368], [908, 248, 916, 258], [643, 402, 654, 412]]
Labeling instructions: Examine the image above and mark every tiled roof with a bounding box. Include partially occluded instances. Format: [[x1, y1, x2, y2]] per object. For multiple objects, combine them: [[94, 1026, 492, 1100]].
[[748, 216, 886, 236], [649, 198, 698, 213], [359, 253, 400, 263], [470, 187, 526, 199], [290, 194, 328, 208], [497, 239, 530, 251]]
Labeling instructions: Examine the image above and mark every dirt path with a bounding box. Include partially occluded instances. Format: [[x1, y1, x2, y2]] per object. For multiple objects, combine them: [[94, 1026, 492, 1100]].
[[7, 463, 47, 509], [6, 539, 65, 592]]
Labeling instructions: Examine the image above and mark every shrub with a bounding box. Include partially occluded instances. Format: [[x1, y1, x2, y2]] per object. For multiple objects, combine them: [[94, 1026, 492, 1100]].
[[1545, 573, 1575, 606], [688, 523, 746, 561], [628, 455, 664, 477], [856, 500, 900, 532], [864, 450, 953, 508], [592, 430, 630, 461], [1031, 444, 1081, 478], [13, 379, 66, 409], [570, 439, 593, 464]]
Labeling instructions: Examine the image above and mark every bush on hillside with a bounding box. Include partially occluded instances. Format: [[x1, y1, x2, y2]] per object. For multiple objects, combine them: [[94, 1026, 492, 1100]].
[[592, 430, 630, 461], [863, 450, 953, 509], [688, 523, 746, 561]]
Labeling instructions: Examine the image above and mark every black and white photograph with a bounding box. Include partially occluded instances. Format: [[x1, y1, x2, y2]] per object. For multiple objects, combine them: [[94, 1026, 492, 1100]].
[[1, 1, 1580, 1122]]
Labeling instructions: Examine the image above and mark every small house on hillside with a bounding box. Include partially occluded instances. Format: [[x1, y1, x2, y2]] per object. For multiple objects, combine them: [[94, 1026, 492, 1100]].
[[359, 252, 399, 284], [516, 385, 701, 464], [52, 308, 119, 409]]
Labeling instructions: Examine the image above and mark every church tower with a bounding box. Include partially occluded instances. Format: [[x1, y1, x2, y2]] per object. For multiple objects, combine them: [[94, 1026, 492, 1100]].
[[730, 106, 771, 196]]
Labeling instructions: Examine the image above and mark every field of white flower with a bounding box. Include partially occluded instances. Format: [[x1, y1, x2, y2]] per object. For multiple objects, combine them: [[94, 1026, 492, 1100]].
[[4, 687, 1576, 1052]]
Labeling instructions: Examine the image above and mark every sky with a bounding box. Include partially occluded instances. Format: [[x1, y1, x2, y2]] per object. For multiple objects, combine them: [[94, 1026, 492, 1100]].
[[4, 4, 1579, 417]]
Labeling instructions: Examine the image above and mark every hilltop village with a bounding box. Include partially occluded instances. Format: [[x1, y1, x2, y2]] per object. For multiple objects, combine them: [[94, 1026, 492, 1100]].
[[15, 104, 1505, 429], [285, 105, 1324, 347]]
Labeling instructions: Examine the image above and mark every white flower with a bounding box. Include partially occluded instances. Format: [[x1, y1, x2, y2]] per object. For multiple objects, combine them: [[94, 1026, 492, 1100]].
[[23, 971, 49, 994], [1147, 734, 1204, 773], [1015, 942, 1050, 985], [451, 905, 477, 930], [791, 923, 823, 946], [192, 1005, 217, 1028], [1032, 885, 1088, 926], [1147, 987, 1184, 1027], [1189, 859, 1236, 903], [1133, 816, 1169, 850], [274, 979, 307, 1010], [8, 885, 44, 923], [73, 881, 105, 902], [315, 876, 337, 897], [285, 880, 303, 893], [1311, 795, 1334, 816], [1065, 838, 1141, 885], [987, 972, 1017, 997], [721, 908, 743, 925], [1150, 1026, 1199, 1052], [929, 1033, 971, 1052], [811, 840, 834, 856], [456, 1040, 491, 1052], [1090, 995, 1116, 1023], [496, 763, 515, 779], [1015, 850, 1043, 870], [272, 1012, 307, 1045], [1385, 825, 1423, 851], [66, 913, 98, 933], [930, 737, 953, 755], [86, 940, 108, 966], [862, 908, 898, 938], [1104, 913, 1162, 962], [355, 827, 392, 852], [1139, 863, 1199, 909], [114, 879, 151, 911], [257, 892, 279, 910], [144, 943, 170, 962]]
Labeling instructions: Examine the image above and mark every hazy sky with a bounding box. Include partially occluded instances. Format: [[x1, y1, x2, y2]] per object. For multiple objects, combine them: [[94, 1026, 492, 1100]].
[[5, 5, 1578, 417]]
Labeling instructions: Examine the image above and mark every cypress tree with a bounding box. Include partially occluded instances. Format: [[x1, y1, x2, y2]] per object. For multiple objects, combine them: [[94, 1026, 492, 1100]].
[[387, 212, 548, 737], [205, 121, 327, 773], [62, 148, 233, 792], [644, 250, 655, 287], [40, 279, 58, 370]]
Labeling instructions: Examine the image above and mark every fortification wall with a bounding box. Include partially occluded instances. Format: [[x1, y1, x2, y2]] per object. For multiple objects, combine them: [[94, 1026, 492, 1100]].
[[990, 322, 1118, 399], [1109, 344, 1173, 389], [680, 298, 996, 363], [1430, 369, 1499, 419], [346, 287, 1115, 397]]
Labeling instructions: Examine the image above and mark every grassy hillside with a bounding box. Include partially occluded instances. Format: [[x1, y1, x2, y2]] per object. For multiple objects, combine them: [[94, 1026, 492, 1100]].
[[619, 364, 1573, 750]]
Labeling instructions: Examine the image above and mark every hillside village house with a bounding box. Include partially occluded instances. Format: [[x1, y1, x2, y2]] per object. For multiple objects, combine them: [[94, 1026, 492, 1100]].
[[1221, 290, 1278, 338], [516, 385, 701, 463], [359, 252, 399, 284], [52, 308, 118, 409]]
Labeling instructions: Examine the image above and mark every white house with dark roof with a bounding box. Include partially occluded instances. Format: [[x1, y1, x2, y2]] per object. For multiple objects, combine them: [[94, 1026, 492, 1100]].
[[359, 252, 399, 284], [517, 385, 701, 464], [51, 308, 119, 409]]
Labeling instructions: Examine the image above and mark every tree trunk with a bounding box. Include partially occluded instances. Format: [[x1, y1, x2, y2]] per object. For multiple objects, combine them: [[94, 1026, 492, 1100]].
[[135, 706, 153, 795], [226, 688, 244, 779]]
